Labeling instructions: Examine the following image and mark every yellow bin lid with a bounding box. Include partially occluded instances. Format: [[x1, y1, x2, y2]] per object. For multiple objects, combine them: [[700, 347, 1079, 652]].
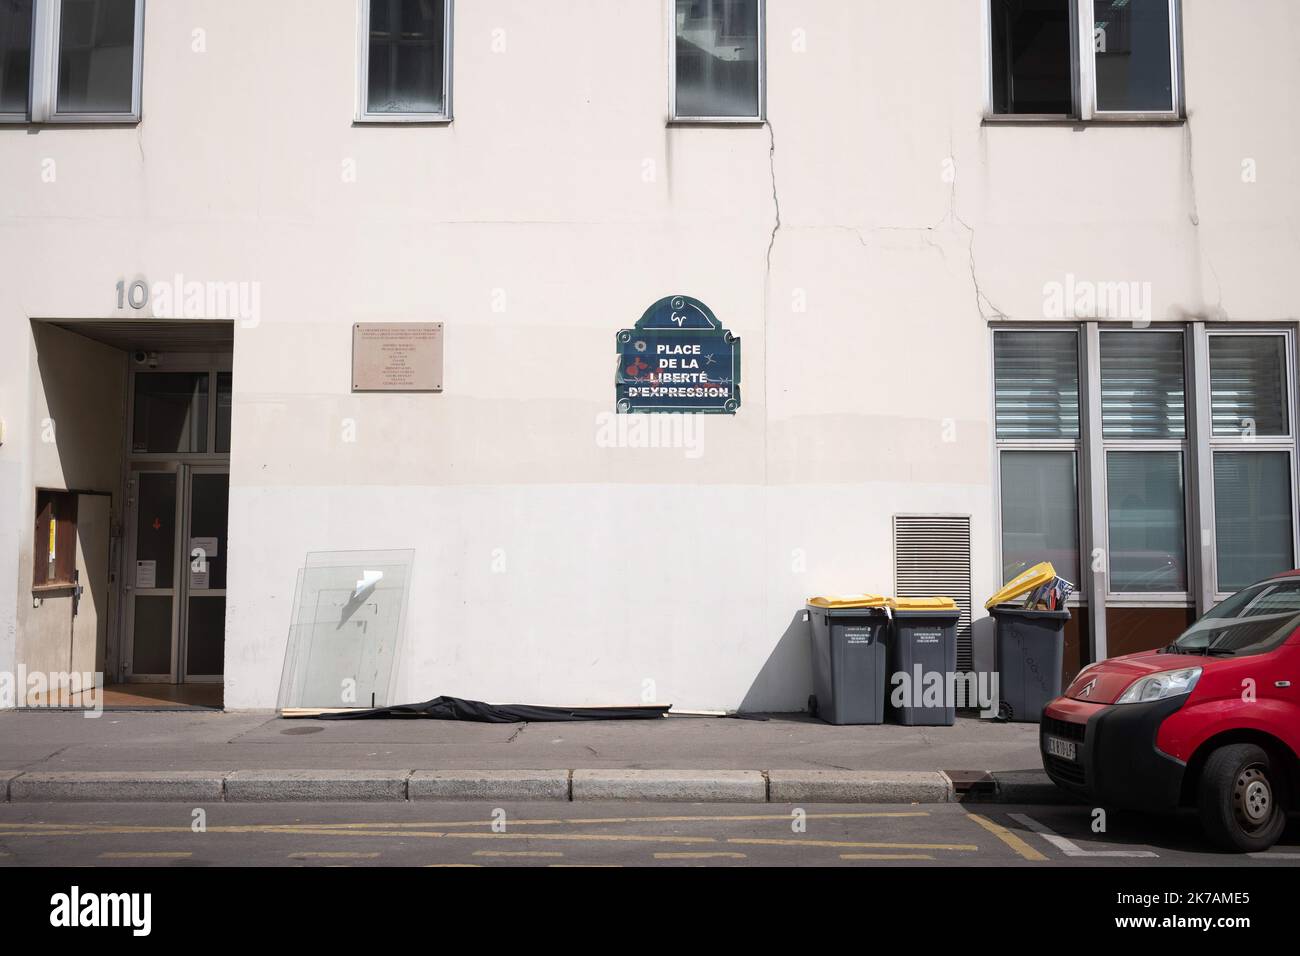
[[888, 596, 958, 611], [807, 594, 887, 609], [984, 562, 1057, 610]]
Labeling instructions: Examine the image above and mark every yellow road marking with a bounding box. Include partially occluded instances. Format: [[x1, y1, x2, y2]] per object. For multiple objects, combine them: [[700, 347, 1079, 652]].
[[966, 813, 1049, 862], [289, 852, 381, 859], [425, 863, 481, 867], [442, 831, 715, 845], [840, 853, 934, 861], [473, 850, 564, 858], [654, 852, 747, 860], [728, 838, 978, 851], [98, 851, 192, 859]]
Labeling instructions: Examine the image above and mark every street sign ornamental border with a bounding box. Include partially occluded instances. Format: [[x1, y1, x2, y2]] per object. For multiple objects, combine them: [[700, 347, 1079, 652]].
[[616, 295, 742, 415]]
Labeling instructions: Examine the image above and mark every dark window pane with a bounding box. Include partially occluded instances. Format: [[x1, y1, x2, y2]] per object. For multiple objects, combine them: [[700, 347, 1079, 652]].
[[56, 0, 136, 114], [675, 0, 760, 118], [1214, 452, 1294, 592], [994, 331, 1080, 439], [367, 0, 445, 114], [186, 597, 225, 676], [133, 372, 209, 454], [1094, 0, 1174, 112], [135, 472, 176, 590], [1209, 336, 1289, 438], [216, 372, 232, 453], [1107, 451, 1187, 592], [991, 0, 1073, 115], [1000, 451, 1081, 583], [0, 0, 33, 115], [189, 473, 229, 590], [1100, 331, 1186, 439], [132, 595, 172, 674]]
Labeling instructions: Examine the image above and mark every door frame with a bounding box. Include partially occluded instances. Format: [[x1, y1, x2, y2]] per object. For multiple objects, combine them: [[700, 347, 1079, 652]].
[[118, 354, 232, 684], [122, 463, 184, 682]]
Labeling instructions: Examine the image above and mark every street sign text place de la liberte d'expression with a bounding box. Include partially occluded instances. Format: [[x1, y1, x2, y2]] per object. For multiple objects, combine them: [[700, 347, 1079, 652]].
[[616, 296, 741, 414]]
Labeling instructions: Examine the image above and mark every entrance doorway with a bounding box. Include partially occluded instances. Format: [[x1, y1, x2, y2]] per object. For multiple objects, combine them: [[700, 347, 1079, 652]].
[[120, 361, 232, 692]]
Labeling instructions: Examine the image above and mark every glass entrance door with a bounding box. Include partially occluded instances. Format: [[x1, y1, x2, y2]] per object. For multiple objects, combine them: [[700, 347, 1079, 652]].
[[182, 468, 228, 680], [124, 464, 229, 682]]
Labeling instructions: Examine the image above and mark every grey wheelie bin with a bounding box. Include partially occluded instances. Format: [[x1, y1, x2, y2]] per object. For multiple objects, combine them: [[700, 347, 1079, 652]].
[[806, 595, 889, 725], [989, 605, 1069, 723], [886, 597, 961, 726], [985, 562, 1072, 723]]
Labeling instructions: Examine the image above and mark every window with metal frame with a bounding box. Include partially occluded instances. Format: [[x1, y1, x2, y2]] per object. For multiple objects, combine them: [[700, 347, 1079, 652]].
[[1099, 330, 1189, 595], [0, 0, 144, 124], [671, 0, 764, 122], [1207, 331, 1296, 594], [986, 0, 1181, 120], [993, 329, 1084, 585], [357, 0, 452, 122]]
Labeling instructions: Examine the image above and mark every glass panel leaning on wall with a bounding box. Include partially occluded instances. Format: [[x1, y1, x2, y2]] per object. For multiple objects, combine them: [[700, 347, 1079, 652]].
[[277, 550, 415, 712]]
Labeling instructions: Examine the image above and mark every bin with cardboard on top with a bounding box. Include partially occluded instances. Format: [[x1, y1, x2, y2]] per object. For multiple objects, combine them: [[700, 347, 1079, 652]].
[[985, 562, 1073, 723], [886, 596, 961, 726], [806, 594, 889, 725]]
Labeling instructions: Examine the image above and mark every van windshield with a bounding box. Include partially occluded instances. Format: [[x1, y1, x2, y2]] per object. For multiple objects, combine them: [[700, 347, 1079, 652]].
[[1172, 580, 1300, 658]]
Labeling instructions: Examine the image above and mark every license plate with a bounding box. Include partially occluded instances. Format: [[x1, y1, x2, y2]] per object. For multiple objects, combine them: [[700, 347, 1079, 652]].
[[1045, 736, 1077, 762]]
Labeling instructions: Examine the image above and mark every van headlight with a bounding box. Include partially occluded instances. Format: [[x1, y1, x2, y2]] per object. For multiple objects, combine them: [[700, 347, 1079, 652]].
[[1115, 667, 1202, 705]]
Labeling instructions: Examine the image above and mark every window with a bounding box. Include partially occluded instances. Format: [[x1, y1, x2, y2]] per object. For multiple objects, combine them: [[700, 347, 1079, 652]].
[[33, 489, 77, 588], [1208, 333, 1296, 594], [1000, 450, 1081, 583], [994, 330, 1083, 584], [1100, 330, 1188, 594], [0, 0, 143, 123], [1106, 450, 1187, 592], [132, 372, 209, 454], [0, 0, 33, 118], [990, 0, 1074, 116], [357, 0, 451, 122], [987, 0, 1181, 119], [672, 0, 763, 121]]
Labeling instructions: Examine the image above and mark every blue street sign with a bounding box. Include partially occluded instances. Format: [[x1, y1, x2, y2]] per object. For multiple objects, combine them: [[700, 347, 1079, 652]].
[[616, 295, 741, 414]]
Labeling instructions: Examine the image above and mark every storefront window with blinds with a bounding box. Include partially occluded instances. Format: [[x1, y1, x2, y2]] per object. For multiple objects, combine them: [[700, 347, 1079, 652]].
[[994, 330, 1082, 584], [1100, 330, 1189, 595], [1208, 333, 1295, 593], [994, 326, 1298, 613]]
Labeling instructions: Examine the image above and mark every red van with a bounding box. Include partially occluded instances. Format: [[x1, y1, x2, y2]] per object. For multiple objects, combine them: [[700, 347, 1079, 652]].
[[1041, 572, 1300, 852]]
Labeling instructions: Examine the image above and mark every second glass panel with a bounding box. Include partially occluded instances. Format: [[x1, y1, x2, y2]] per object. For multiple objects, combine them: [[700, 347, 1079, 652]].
[[1093, 0, 1174, 113], [1107, 451, 1187, 592]]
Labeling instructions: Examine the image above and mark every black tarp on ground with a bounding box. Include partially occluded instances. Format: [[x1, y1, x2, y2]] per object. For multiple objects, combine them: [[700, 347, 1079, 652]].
[[316, 695, 670, 723]]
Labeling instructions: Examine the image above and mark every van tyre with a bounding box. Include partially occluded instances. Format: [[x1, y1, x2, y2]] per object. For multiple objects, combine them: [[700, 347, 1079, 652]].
[[1197, 743, 1287, 853]]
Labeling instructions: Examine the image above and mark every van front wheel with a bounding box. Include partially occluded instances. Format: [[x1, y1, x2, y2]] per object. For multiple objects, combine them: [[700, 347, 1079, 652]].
[[1197, 743, 1287, 853]]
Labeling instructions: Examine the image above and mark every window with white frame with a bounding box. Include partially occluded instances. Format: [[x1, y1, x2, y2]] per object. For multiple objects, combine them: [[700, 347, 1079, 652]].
[[0, 0, 143, 123], [988, 0, 1180, 119], [995, 325, 1298, 619], [357, 0, 451, 122], [671, 0, 764, 122]]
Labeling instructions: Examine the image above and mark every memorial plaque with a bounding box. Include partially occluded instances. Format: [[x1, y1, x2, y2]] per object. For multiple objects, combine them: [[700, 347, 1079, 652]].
[[352, 322, 444, 392]]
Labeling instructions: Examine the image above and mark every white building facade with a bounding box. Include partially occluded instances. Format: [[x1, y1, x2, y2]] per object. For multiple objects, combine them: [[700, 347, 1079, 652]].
[[1, 0, 1297, 712]]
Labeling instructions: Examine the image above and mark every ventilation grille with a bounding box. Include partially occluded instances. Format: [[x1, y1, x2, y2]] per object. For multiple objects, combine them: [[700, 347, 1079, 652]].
[[893, 515, 974, 674]]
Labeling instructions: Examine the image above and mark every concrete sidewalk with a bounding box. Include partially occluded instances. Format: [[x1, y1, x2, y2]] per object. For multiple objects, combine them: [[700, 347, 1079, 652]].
[[0, 711, 1070, 804]]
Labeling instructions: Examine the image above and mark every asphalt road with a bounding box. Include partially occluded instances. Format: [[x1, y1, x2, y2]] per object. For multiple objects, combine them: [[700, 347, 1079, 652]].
[[0, 801, 1297, 867]]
